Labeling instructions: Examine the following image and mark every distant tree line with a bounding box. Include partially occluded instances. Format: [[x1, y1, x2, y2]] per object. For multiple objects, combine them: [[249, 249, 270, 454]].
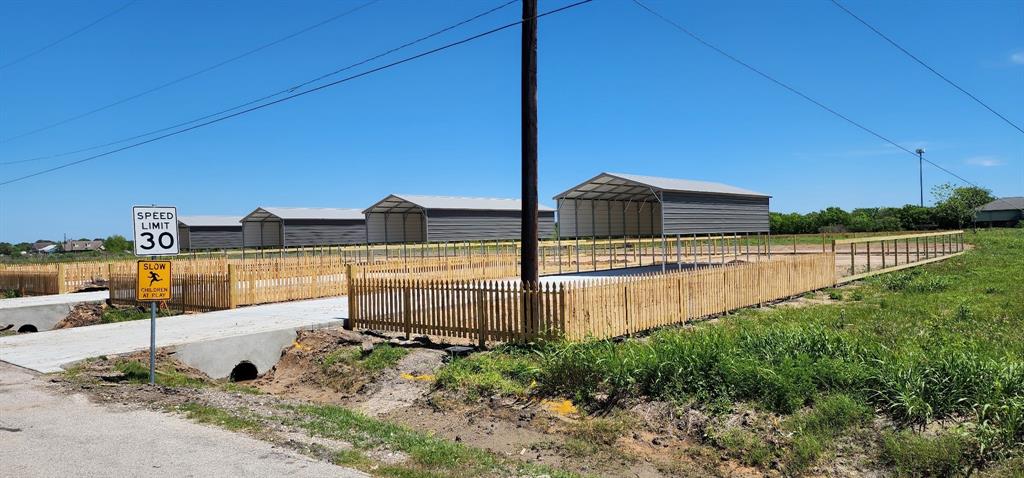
[[0, 235, 133, 256], [770, 183, 995, 234]]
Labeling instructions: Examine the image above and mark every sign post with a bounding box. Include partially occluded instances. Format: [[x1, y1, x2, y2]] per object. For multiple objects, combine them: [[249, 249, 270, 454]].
[[132, 206, 179, 385]]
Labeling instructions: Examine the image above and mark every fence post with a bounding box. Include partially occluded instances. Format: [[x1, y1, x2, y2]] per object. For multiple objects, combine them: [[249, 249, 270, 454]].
[[476, 289, 487, 349], [403, 284, 412, 340], [228, 264, 238, 309], [558, 284, 567, 340], [344, 264, 355, 330], [56, 263, 68, 294]]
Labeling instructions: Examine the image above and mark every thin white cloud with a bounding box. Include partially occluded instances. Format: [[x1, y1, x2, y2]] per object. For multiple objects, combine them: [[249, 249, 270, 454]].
[[1011, 51, 1024, 65], [965, 156, 1005, 167]]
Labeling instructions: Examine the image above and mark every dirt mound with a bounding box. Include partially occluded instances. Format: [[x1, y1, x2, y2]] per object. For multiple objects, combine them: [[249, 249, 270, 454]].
[[53, 303, 105, 329], [66, 348, 211, 387], [255, 328, 380, 402]]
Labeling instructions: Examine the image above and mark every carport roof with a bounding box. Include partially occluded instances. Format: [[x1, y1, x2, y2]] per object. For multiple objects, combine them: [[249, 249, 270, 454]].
[[243, 207, 364, 221], [553, 172, 770, 201], [364, 194, 555, 214], [177, 216, 243, 227]]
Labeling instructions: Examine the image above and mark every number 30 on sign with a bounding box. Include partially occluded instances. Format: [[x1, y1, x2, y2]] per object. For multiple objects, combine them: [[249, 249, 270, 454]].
[[132, 206, 180, 256]]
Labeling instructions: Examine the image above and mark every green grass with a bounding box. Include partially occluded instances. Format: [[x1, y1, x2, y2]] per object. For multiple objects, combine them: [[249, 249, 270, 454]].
[[114, 359, 208, 388], [101, 306, 179, 324], [881, 430, 973, 477], [178, 402, 263, 432], [434, 347, 539, 399], [709, 427, 776, 467], [435, 229, 1024, 473], [782, 394, 872, 473], [321, 344, 410, 373], [292, 404, 578, 478]]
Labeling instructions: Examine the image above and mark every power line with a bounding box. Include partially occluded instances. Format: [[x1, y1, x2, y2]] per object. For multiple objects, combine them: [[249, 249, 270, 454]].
[[630, 0, 981, 188], [0, 0, 381, 144], [0, 0, 595, 187], [1, 0, 519, 166], [830, 0, 1024, 136], [0, 0, 138, 71]]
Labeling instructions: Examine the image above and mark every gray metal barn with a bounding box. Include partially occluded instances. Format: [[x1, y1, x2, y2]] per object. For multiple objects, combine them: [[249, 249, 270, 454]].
[[554, 172, 770, 238], [177, 216, 243, 250], [363, 194, 556, 243], [241, 207, 366, 248]]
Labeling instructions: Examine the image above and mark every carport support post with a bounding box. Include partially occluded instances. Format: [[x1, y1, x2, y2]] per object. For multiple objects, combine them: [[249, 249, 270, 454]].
[[675, 234, 681, 267]]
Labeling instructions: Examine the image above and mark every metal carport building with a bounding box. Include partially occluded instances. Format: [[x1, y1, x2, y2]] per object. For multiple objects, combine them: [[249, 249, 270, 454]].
[[363, 194, 556, 243], [177, 216, 243, 250], [554, 171, 770, 243], [241, 207, 366, 248]]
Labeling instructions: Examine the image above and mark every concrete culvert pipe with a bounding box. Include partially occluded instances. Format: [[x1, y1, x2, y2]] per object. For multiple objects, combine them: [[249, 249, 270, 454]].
[[17, 324, 38, 333], [229, 361, 258, 382]]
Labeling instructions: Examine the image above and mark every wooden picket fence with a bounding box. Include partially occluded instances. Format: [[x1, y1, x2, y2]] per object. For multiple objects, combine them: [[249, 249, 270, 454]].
[[0, 269, 62, 296], [233, 258, 347, 307], [104, 254, 517, 311], [347, 253, 836, 344], [351, 254, 518, 281], [109, 267, 231, 312], [0, 261, 119, 295], [348, 279, 565, 346], [561, 253, 835, 340]]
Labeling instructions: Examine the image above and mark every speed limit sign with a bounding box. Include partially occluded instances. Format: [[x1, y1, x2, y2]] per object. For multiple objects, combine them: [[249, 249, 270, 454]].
[[132, 206, 179, 256]]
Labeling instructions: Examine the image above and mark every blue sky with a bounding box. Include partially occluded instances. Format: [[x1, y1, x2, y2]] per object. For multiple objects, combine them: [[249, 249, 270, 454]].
[[1, 0, 1021, 243]]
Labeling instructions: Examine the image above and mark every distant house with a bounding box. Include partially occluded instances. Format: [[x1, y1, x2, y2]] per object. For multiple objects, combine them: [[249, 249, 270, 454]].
[[31, 240, 56, 253], [62, 240, 105, 252], [975, 197, 1023, 227]]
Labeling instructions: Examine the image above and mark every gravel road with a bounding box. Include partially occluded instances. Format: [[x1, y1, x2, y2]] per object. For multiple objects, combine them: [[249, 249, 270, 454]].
[[0, 363, 366, 478]]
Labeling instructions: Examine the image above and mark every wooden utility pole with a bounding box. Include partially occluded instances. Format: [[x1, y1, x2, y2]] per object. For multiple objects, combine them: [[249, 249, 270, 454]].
[[521, 0, 539, 284]]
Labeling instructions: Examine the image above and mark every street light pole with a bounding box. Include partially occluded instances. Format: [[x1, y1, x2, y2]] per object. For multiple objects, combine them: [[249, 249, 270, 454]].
[[916, 148, 925, 207]]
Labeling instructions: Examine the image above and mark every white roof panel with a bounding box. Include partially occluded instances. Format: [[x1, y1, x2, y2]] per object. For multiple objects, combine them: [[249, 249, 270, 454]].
[[554, 172, 769, 200], [366, 194, 554, 213], [255, 207, 365, 220], [606, 172, 769, 197], [178, 216, 243, 227]]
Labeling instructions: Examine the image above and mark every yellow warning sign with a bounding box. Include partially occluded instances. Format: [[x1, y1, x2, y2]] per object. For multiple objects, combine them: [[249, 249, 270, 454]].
[[137, 260, 172, 301]]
